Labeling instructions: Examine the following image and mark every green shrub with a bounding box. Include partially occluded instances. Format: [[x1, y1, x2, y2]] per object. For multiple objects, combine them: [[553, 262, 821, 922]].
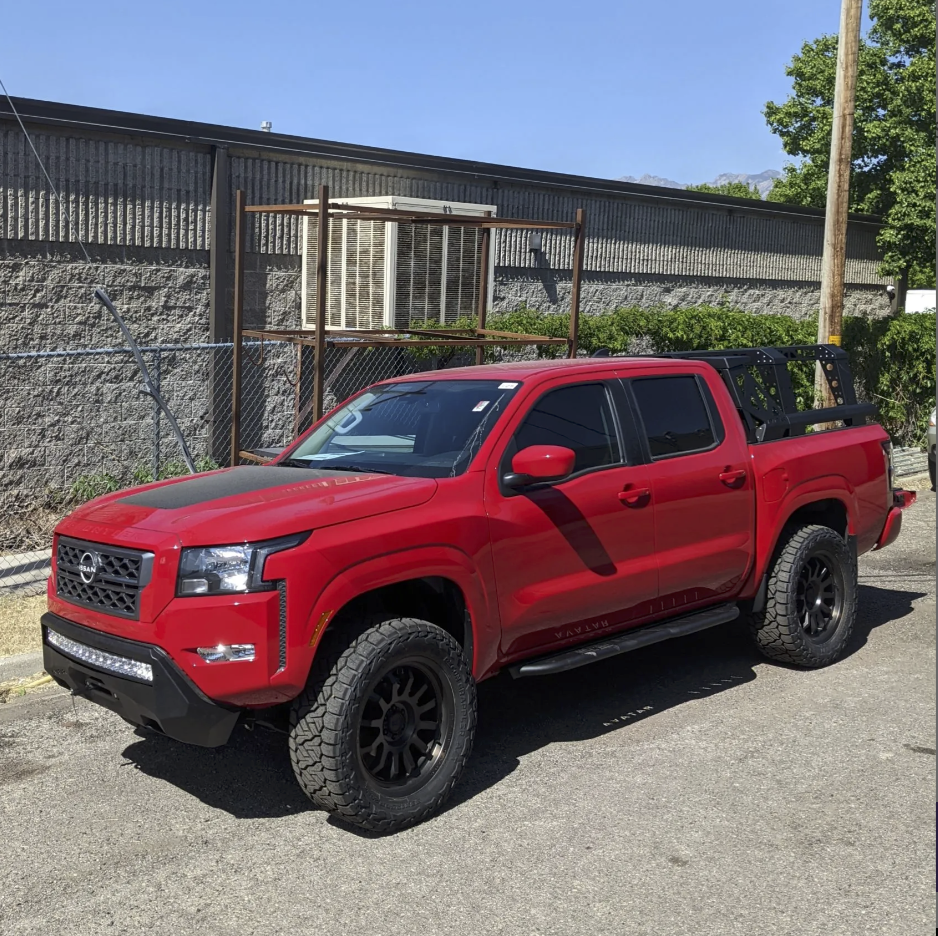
[[843, 311, 937, 445], [412, 305, 935, 446], [69, 456, 220, 505], [69, 472, 123, 502], [130, 456, 220, 485]]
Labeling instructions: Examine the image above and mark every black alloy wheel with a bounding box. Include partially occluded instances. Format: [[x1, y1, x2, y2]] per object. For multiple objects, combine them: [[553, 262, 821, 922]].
[[357, 659, 454, 795], [795, 551, 844, 642]]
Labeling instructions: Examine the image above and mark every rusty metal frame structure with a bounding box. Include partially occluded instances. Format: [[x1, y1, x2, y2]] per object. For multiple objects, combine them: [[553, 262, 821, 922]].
[[229, 186, 586, 465]]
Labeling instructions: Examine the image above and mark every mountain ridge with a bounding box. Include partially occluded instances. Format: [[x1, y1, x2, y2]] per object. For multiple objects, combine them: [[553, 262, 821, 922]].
[[617, 169, 781, 198]]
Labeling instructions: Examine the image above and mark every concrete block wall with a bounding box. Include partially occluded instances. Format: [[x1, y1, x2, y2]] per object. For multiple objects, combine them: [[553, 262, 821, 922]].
[[0, 342, 222, 500], [0, 243, 211, 353], [0, 353, 152, 499], [494, 269, 890, 320], [0, 240, 215, 503]]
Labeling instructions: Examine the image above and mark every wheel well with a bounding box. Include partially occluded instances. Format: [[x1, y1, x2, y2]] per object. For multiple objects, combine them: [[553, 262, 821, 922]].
[[330, 577, 471, 657], [784, 498, 849, 541], [750, 498, 851, 615]]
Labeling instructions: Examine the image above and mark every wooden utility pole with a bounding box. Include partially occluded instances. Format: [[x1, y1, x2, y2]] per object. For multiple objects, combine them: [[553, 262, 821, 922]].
[[816, 0, 863, 406]]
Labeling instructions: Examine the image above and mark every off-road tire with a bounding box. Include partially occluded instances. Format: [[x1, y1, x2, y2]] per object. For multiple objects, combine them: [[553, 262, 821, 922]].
[[750, 524, 857, 668], [289, 616, 476, 833]]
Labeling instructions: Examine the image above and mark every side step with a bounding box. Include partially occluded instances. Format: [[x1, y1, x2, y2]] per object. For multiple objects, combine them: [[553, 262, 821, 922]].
[[509, 603, 740, 678]]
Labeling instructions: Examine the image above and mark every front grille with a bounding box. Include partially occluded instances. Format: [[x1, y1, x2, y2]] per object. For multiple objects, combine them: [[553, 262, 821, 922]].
[[56, 537, 153, 620]]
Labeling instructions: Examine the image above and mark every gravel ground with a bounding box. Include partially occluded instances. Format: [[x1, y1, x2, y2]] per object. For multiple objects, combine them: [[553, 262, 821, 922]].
[[0, 489, 934, 936]]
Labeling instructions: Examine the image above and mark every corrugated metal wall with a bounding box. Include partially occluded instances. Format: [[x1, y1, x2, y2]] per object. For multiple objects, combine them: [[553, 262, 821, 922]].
[[0, 125, 211, 249], [0, 123, 883, 286], [231, 151, 881, 284]]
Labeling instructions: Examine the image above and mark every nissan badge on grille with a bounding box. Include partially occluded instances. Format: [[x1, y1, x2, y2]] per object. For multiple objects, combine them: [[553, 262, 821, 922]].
[[78, 551, 99, 584]]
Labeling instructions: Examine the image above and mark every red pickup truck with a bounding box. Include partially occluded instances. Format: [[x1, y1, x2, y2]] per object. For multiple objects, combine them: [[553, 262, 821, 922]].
[[42, 345, 914, 832]]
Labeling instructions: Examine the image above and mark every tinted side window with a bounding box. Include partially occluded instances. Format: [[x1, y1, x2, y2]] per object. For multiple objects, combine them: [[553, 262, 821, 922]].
[[631, 376, 716, 458], [514, 383, 620, 473]]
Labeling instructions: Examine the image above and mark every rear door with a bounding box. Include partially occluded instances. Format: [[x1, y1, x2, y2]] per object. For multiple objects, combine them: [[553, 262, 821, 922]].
[[621, 368, 754, 610], [484, 376, 658, 659]]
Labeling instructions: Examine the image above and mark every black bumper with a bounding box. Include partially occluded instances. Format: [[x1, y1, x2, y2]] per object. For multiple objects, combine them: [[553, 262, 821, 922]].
[[41, 613, 239, 747]]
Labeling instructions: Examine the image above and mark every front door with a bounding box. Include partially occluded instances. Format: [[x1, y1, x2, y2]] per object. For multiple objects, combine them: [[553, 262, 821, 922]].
[[484, 378, 659, 659]]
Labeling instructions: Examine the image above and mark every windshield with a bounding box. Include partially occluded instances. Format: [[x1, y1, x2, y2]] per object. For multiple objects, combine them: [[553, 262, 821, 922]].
[[281, 379, 522, 478]]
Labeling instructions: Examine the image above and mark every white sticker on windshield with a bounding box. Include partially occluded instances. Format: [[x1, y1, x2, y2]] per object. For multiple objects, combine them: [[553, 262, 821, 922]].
[[472, 401, 490, 412], [498, 382, 519, 389]]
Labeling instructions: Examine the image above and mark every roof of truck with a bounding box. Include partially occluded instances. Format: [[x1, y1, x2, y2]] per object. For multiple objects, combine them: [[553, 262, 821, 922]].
[[383, 356, 695, 383]]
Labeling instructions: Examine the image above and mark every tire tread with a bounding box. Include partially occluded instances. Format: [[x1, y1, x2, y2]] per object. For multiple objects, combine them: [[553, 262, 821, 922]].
[[750, 523, 856, 668], [289, 616, 476, 833]]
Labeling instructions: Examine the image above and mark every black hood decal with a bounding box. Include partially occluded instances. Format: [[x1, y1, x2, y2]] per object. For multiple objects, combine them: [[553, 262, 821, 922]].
[[119, 466, 348, 510]]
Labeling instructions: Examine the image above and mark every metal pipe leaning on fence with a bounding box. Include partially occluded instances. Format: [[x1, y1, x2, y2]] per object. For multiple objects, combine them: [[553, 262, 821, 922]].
[[93, 288, 197, 474]]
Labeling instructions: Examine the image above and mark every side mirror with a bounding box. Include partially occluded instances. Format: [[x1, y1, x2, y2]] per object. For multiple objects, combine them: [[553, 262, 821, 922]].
[[503, 445, 576, 489]]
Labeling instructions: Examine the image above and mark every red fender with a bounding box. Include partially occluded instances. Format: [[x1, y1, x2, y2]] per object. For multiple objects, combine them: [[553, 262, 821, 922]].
[[750, 474, 858, 591], [270, 545, 500, 694]]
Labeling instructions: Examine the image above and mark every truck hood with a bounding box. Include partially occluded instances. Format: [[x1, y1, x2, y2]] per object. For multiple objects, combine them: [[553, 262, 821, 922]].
[[66, 466, 438, 544]]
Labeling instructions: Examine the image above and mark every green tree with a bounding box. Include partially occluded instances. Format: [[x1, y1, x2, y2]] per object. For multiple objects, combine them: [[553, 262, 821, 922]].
[[686, 181, 764, 199], [764, 0, 936, 286]]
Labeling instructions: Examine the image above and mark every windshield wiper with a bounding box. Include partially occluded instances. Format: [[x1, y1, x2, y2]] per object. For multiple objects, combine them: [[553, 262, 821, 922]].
[[321, 464, 394, 475], [278, 458, 392, 475]]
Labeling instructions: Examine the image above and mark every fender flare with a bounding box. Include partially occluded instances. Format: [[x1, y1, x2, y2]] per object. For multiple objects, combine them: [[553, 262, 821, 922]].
[[753, 474, 858, 588], [302, 545, 499, 677]]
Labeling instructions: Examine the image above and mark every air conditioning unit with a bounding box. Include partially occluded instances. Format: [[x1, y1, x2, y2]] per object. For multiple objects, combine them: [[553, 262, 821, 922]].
[[300, 196, 497, 330]]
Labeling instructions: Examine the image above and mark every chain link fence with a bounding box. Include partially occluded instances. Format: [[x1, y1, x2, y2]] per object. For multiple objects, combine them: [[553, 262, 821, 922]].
[[0, 337, 505, 595], [237, 341, 460, 456], [0, 344, 214, 594]]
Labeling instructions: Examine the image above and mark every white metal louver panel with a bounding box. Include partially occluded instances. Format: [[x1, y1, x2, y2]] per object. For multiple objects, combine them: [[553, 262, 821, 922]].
[[301, 216, 343, 328], [302, 197, 495, 331], [327, 220, 344, 328], [302, 216, 376, 329], [344, 220, 386, 329], [301, 215, 317, 329], [443, 227, 483, 323], [396, 224, 445, 327]]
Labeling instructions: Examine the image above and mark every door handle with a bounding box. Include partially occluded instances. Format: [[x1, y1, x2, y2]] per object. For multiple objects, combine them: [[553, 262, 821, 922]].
[[618, 487, 651, 508], [719, 468, 747, 488]]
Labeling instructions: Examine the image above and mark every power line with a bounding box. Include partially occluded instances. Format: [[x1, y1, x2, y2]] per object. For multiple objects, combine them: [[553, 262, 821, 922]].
[[0, 76, 90, 263]]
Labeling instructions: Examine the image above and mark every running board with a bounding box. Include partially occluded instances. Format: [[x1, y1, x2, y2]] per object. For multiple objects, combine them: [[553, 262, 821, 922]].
[[509, 603, 740, 678]]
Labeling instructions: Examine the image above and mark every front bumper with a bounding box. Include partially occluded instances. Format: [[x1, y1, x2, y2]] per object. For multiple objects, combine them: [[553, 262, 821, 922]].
[[41, 613, 240, 747]]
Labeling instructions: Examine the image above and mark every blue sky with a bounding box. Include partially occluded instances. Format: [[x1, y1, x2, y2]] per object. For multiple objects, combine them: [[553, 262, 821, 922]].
[[2, 0, 863, 183]]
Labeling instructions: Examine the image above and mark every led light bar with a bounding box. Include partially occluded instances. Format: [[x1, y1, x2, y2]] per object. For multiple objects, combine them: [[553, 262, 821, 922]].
[[196, 644, 256, 663], [46, 629, 154, 683]]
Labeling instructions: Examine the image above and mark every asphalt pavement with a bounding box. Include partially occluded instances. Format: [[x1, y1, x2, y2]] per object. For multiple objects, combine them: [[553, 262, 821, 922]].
[[1, 488, 934, 936]]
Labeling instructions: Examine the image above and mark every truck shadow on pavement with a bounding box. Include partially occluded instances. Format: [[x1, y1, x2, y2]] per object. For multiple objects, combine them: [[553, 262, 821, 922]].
[[120, 583, 925, 827]]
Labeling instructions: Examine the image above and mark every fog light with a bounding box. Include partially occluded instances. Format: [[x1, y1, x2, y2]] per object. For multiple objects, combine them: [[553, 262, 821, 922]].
[[196, 644, 255, 663], [46, 629, 153, 683]]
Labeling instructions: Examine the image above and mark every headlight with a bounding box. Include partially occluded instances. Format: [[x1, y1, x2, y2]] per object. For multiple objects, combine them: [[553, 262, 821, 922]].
[[177, 533, 308, 596], [929, 409, 936, 427]]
